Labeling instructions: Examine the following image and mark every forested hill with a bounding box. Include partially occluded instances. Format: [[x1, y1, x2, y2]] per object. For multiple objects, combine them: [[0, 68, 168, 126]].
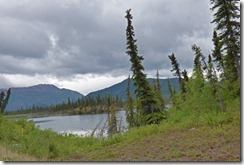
[[87, 78, 180, 100], [2, 78, 179, 112], [3, 84, 84, 112]]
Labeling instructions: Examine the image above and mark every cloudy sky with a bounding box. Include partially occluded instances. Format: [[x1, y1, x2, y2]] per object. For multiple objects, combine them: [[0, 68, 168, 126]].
[[0, 0, 217, 95]]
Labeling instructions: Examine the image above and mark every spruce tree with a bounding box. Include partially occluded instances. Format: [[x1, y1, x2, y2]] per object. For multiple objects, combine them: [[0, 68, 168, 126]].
[[182, 70, 189, 82], [108, 97, 118, 136], [168, 53, 182, 82], [191, 44, 206, 81], [154, 70, 165, 110], [125, 75, 135, 127], [0, 88, 11, 113], [212, 31, 224, 74], [207, 55, 226, 112], [210, 0, 240, 95], [190, 45, 226, 113], [168, 53, 186, 95], [125, 9, 161, 125], [167, 79, 174, 99]]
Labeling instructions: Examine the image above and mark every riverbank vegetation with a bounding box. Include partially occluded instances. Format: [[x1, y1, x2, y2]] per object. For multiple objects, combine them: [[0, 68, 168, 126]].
[[0, 97, 239, 161]]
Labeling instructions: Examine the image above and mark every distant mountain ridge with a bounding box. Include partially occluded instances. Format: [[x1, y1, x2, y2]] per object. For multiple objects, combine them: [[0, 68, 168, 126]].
[[2, 84, 84, 112], [2, 78, 179, 112], [87, 78, 180, 100]]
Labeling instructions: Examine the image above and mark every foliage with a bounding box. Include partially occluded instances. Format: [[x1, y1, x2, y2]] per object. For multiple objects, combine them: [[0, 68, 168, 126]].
[[0, 89, 11, 113], [0, 92, 239, 161], [143, 111, 167, 125], [125, 75, 135, 127], [153, 70, 165, 110], [212, 31, 224, 74], [107, 95, 118, 136], [168, 53, 182, 81], [6, 94, 124, 117], [168, 53, 187, 96], [210, 0, 240, 97], [167, 79, 174, 99], [125, 9, 162, 125], [169, 44, 226, 115]]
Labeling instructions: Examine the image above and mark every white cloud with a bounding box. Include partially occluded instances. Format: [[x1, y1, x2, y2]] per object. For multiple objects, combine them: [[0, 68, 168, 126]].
[[57, 74, 128, 95], [0, 73, 127, 95]]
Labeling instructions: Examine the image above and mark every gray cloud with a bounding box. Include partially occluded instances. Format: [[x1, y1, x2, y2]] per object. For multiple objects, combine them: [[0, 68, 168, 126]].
[[0, 18, 49, 58], [0, 0, 214, 79]]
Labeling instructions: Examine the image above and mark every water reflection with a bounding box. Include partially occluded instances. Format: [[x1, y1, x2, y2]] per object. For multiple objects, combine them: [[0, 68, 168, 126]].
[[29, 111, 127, 137]]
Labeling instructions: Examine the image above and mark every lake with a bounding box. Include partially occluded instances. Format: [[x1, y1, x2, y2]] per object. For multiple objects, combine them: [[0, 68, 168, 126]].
[[29, 110, 127, 137]]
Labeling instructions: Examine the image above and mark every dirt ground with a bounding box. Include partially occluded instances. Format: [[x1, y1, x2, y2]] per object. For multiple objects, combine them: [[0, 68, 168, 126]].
[[70, 122, 240, 161]]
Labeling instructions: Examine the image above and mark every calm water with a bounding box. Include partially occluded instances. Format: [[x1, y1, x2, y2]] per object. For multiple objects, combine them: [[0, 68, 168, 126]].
[[29, 110, 127, 136]]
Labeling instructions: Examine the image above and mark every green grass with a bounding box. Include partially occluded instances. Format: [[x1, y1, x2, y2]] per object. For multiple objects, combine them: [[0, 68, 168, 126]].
[[0, 98, 240, 161]]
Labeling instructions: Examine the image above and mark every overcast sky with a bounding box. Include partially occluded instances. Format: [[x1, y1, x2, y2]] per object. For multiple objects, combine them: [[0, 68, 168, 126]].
[[0, 0, 217, 95]]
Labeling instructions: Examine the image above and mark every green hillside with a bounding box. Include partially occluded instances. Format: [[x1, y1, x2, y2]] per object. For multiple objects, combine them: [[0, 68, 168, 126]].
[[87, 78, 180, 100], [0, 98, 240, 161], [4, 84, 84, 111]]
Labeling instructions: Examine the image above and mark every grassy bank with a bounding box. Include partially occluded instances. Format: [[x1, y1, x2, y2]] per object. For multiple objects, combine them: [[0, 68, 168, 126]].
[[0, 145, 38, 161], [0, 98, 240, 161]]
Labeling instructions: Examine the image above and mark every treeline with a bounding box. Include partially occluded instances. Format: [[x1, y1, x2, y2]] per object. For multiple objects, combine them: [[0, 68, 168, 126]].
[[5, 95, 124, 116], [0, 89, 11, 113], [124, 0, 240, 128], [167, 0, 240, 114]]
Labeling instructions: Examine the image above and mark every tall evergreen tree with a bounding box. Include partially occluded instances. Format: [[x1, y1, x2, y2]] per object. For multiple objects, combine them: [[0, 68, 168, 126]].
[[207, 55, 226, 112], [125, 9, 161, 125], [107, 97, 118, 136], [0, 88, 11, 113], [168, 53, 182, 82], [191, 45, 226, 112], [153, 70, 165, 110], [168, 53, 186, 95], [212, 31, 224, 75], [182, 70, 189, 82], [125, 75, 135, 127], [210, 0, 240, 95], [207, 55, 216, 89], [191, 44, 207, 81], [167, 79, 174, 99]]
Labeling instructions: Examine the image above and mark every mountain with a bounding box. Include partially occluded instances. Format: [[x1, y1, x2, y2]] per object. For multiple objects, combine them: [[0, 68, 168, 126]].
[[3, 84, 84, 112], [2, 78, 179, 112], [87, 78, 180, 100]]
